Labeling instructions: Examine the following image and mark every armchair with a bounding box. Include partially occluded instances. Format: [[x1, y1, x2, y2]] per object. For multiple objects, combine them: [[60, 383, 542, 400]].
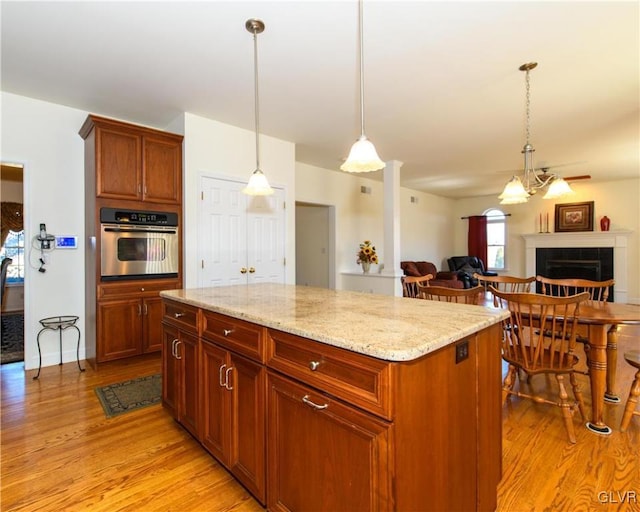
[[400, 261, 463, 289], [447, 256, 498, 288]]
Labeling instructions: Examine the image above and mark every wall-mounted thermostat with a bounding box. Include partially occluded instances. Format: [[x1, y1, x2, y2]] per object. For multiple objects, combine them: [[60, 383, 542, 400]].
[[55, 236, 78, 249]]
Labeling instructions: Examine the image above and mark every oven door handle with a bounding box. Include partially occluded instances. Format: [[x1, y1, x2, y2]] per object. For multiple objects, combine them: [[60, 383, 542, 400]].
[[102, 227, 177, 234]]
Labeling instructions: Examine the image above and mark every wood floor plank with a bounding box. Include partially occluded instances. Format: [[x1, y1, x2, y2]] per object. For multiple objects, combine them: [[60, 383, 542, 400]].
[[1, 328, 638, 511]]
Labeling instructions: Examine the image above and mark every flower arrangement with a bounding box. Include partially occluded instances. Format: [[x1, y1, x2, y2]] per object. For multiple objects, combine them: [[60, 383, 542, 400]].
[[357, 240, 378, 265]]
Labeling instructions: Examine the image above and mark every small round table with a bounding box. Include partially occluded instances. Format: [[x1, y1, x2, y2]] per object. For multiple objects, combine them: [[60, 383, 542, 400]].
[[34, 315, 85, 380]]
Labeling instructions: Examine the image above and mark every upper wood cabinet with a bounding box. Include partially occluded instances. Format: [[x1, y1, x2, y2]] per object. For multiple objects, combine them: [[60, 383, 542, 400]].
[[80, 114, 183, 205]]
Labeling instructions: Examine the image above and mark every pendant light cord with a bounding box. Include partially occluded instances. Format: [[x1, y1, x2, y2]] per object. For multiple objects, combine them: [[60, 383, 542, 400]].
[[359, 0, 366, 138], [253, 29, 261, 171], [525, 67, 531, 146]]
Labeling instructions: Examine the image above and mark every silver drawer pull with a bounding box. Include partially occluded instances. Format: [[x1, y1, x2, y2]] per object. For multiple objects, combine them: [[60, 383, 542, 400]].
[[174, 312, 185, 318], [219, 364, 227, 387], [308, 361, 320, 371], [302, 395, 328, 410], [223, 329, 233, 337]]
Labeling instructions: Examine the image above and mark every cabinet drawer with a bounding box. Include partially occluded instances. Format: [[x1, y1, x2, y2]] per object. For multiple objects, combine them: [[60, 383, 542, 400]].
[[202, 311, 264, 363], [163, 300, 199, 333], [99, 279, 180, 299], [266, 329, 393, 419]]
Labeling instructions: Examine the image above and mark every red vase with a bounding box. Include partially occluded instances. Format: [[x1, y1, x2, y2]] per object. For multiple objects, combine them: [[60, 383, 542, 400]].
[[600, 216, 610, 231]]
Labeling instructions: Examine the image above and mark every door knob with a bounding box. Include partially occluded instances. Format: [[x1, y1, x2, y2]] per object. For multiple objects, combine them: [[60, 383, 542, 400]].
[[240, 267, 248, 274], [249, 267, 256, 273]]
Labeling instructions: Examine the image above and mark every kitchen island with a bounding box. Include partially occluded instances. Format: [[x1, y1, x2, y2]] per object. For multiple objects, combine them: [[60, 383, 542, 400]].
[[160, 283, 509, 511]]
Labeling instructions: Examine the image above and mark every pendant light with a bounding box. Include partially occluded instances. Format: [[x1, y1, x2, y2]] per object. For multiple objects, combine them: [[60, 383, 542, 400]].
[[340, 0, 384, 173], [242, 18, 274, 196], [499, 62, 574, 204]]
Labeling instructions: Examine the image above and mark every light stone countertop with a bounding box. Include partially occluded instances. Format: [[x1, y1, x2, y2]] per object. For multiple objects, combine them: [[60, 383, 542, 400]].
[[160, 283, 510, 362]]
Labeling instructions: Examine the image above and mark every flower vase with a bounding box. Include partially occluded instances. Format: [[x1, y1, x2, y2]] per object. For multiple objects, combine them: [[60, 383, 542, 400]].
[[600, 216, 610, 231], [361, 261, 371, 274]]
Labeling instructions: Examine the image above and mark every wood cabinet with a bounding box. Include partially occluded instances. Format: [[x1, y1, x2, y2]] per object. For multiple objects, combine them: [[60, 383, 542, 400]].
[[160, 297, 503, 511], [80, 115, 182, 204], [267, 371, 392, 512], [80, 114, 183, 366], [97, 280, 178, 362], [200, 311, 266, 503], [162, 301, 199, 439]]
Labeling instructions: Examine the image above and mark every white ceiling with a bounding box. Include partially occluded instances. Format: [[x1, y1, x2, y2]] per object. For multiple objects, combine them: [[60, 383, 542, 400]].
[[2, 1, 638, 198]]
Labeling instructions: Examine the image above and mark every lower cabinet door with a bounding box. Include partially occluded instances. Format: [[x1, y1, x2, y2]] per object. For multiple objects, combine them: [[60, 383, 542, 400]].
[[267, 371, 393, 512], [228, 353, 266, 504], [161, 324, 179, 419], [97, 299, 142, 361], [201, 340, 229, 462], [178, 330, 200, 439], [143, 297, 164, 353]]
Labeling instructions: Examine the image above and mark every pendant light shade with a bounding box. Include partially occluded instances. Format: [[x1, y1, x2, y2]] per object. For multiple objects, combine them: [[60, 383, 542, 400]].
[[498, 176, 529, 204], [499, 62, 574, 204], [242, 18, 274, 196], [341, 135, 385, 173], [542, 177, 575, 199], [341, 0, 384, 173]]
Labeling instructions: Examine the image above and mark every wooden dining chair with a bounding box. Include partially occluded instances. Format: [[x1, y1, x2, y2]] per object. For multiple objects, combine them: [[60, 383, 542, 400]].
[[536, 276, 615, 371], [490, 288, 591, 443], [620, 351, 640, 432], [474, 274, 536, 306], [418, 284, 483, 305], [536, 276, 614, 304], [401, 274, 433, 298]]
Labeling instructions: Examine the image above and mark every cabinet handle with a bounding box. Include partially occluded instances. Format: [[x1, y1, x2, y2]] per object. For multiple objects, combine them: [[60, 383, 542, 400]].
[[171, 339, 178, 358], [309, 361, 320, 371], [174, 312, 185, 318], [138, 184, 142, 194], [302, 395, 328, 410], [240, 267, 248, 274], [219, 364, 227, 387], [141, 287, 145, 292], [223, 329, 233, 337], [175, 340, 182, 360], [143, 303, 148, 315], [249, 267, 256, 273], [224, 367, 234, 391]]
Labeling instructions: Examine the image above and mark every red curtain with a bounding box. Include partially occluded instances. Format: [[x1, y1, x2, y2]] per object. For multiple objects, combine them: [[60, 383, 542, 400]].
[[468, 215, 488, 267]]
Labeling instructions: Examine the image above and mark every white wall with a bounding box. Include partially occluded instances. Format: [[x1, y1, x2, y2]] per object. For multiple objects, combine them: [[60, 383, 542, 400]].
[[1, 92, 87, 369], [171, 112, 296, 288], [295, 162, 458, 285], [454, 178, 640, 302]]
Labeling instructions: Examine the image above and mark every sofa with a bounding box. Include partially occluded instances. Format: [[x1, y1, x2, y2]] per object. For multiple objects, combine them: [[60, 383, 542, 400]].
[[447, 256, 498, 288], [400, 261, 464, 289]]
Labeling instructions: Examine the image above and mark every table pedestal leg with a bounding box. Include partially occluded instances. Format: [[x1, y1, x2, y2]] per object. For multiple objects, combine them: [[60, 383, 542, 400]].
[[585, 325, 612, 435], [604, 325, 620, 403]]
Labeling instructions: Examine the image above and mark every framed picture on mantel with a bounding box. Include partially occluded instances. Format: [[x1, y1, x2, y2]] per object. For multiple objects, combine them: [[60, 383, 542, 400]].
[[554, 201, 594, 232]]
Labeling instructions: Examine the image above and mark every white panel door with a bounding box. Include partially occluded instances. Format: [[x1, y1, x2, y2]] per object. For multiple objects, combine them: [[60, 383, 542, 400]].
[[198, 176, 285, 287], [246, 190, 286, 284]]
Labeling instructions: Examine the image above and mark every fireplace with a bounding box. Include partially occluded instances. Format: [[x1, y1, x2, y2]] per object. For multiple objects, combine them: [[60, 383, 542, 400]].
[[523, 231, 631, 303], [535, 247, 613, 300]]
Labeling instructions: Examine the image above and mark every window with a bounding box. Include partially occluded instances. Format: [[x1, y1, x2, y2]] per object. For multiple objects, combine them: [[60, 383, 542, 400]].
[[484, 209, 505, 270], [1, 230, 25, 283]]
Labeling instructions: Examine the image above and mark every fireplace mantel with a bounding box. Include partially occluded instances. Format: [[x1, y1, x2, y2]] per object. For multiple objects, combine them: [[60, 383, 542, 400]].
[[522, 230, 632, 303]]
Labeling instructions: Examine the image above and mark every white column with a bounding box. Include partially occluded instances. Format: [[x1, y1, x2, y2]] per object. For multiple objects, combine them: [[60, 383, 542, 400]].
[[382, 160, 404, 296]]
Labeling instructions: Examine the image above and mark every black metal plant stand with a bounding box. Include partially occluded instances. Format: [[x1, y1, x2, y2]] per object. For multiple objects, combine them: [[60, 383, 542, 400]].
[[34, 315, 85, 380]]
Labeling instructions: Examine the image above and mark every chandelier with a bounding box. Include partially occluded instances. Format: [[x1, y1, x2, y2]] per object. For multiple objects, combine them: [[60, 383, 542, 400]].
[[499, 62, 574, 205], [242, 19, 274, 196], [340, 0, 384, 173]]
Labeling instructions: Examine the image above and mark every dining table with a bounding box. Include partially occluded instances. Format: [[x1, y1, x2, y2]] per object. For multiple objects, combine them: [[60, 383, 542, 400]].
[[481, 292, 640, 435]]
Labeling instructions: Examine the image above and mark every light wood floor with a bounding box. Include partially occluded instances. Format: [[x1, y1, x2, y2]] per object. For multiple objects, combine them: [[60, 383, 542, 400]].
[[1, 327, 638, 512]]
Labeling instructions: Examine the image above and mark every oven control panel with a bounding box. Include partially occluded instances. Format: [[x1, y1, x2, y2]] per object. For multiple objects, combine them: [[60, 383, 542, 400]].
[[100, 207, 178, 226]]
